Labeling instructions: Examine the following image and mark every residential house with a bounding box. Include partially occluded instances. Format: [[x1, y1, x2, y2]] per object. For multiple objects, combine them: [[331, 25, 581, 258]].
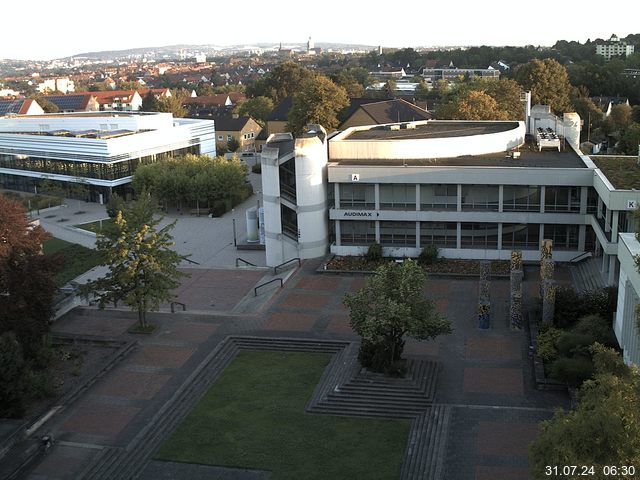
[[92, 90, 143, 111], [0, 99, 44, 116], [339, 98, 433, 129], [212, 115, 262, 152], [183, 94, 245, 117], [37, 77, 75, 93], [43, 94, 100, 112]]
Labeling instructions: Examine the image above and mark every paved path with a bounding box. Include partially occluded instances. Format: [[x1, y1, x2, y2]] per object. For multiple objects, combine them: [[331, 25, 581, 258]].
[[15, 259, 569, 480], [32, 171, 267, 270]]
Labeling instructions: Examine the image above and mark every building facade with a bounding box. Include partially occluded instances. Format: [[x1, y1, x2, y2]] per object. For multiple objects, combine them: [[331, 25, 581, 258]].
[[260, 113, 640, 291], [595, 34, 635, 60], [0, 111, 216, 203]]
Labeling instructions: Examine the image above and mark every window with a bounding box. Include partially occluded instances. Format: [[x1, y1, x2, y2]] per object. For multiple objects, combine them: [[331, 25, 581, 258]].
[[339, 183, 374, 209], [281, 204, 298, 240], [217, 135, 224, 140], [501, 223, 539, 249], [544, 186, 580, 212], [340, 220, 376, 245], [544, 224, 579, 250], [420, 222, 456, 247], [379, 184, 415, 210], [279, 159, 296, 202], [503, 186, 540, 212], [587, 187, 598, 214], [461, 185, 499, 211], [461, 223, 499, 248], [227, 135, 233, 141], [379, 221, 416, 246], [420, 184, 457, 210]]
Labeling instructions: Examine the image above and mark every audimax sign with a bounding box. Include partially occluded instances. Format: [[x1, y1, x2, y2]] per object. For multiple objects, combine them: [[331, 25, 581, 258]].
[[343, 211, 379, 217]]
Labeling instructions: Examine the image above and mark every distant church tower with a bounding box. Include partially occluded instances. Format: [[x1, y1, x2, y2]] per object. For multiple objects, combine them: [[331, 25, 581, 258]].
[[307, 36, 314, 53]]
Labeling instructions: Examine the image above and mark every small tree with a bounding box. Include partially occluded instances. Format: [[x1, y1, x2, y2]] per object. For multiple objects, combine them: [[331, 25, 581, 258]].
[[81, 193, 188, 329], [343, 259, 452, 374], [227, 136, 241, 153], [529, 344, 640, 479]]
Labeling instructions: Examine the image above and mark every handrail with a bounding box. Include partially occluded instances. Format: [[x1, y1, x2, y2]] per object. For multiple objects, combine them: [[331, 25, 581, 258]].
[[273, 257, 301, 275], [569, 251, 592, 263], [170, 301, 186, 313], [181, 256, 200, 265], [254, 278, 283, 296], [236, 257, 257, 267]]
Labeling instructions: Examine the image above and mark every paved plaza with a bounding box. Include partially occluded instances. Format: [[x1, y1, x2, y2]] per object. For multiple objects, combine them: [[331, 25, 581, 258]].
[[12, 259, 568, 480], [3, 179, 569, 479]]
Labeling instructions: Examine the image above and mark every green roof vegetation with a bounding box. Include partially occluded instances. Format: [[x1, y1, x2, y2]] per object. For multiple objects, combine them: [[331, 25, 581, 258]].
[[593, 156, 640, 190]]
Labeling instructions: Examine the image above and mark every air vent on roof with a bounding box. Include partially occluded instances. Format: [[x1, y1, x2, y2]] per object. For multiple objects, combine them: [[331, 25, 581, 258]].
[[403, 123, 416, 130], [385, 124, 400, 131]]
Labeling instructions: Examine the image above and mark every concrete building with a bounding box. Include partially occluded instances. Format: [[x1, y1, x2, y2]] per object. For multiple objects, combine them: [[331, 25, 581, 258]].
[[259, 109, 640, 295], [0, 111, 215, 203], [595, 34, 635, 60], [421, 67, 500, 82], [37, 78, 75, 93], [614, 233, 640, 366]]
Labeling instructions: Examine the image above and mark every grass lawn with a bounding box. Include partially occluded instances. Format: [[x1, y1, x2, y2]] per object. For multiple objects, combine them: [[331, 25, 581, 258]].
[[74, 218, 115, 233], [155, 350, 411, 479], [43, 237, 103, 286]]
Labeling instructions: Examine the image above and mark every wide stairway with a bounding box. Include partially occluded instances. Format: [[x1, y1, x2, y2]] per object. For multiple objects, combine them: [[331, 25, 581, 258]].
[[569, 257, 606, 292]]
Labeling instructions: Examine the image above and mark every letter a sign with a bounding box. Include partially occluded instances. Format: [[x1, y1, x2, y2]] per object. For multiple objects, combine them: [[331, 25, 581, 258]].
[[351, 173, 360, 182]]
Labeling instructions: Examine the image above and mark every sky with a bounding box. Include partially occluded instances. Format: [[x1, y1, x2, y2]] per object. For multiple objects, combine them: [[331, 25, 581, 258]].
[[2, 0, 638, 60]]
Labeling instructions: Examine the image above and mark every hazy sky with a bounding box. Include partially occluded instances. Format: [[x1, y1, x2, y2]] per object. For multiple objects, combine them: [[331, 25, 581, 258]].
[[3, 0, 637, 60]]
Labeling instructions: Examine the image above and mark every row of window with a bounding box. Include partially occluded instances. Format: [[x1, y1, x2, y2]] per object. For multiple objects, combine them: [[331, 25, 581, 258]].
[[338, 221, 582, 250], [0, 147, 198, 181], [337, 184, 594, 213]]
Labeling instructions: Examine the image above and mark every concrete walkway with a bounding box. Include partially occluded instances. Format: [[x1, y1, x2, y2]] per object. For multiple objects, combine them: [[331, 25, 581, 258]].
[[14, 260, 569, 480], [32, 171, 267, 271]]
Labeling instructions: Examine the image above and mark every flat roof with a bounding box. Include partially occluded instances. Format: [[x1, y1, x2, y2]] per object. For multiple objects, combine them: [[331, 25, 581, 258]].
[[345, 121, 519, 141], [592, 156, 640, 189], [330, 145, 587, 169], [6, 111, 160, 119]]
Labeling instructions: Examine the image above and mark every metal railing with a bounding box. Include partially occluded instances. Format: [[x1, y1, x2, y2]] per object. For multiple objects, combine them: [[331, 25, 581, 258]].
[[569, 251, 593, 263], [254, 278, 283, 296], [181, 256, 200, 265], [273, 257, 301, 275], [170, 301, 186, 313], [236, 257, 257, 267]]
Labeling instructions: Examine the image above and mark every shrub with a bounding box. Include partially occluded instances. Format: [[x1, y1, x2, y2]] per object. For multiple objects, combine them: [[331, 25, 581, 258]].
[[571, 314, 617, 347], [418, 245, 439, 266], [554, 286, 619, 328], [536, 326, 562, 362], [549, 356, 594, 386], [365, 243, 383, 262], [555, 332, 595, 358], [210, 200, 227, 217], [0, 333, 29, 418], [106, 193, 125, 218]]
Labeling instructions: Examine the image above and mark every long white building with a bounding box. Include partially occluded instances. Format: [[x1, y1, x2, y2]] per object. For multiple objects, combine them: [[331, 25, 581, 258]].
[[0, 111, 216, 203]]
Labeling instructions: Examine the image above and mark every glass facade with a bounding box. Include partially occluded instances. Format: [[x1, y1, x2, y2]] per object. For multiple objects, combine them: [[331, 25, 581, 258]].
[[340, 220, 376, 245], [420, 184, 457, 210], [279, 159, 296, 203], [544, 186, 581, 212], [0, 147, 197, 181], [380, 221, 416, 246], [281, 204, 298, 240], [461, 185, 499, 211], [379, 184, 415, 210], [502, 185, 540, 212], [461, 223, 499, 248], [339, 184, 375, 209], [420, 222, 457, 247], [545, 224, 579, 250], [502, 223, 540, 249]]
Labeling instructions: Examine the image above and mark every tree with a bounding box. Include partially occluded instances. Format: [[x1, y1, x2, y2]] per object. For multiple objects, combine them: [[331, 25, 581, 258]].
[[619, 123, 640, 155], [343, 259, 452, 374], [286, 75, 349, 135], [384, 79, 397, 98], [141, 91, 161, 112], [226, 137, 240, 152], [234, 96, 274, 126], [157, 90, 188, 117], [606, 103, 633, 132], [515, 58, 573, 114], [246, 61, 314, 103], [0, 194, 58, 360], [81, 193, 187, 329], [529, 344, 640, 479], [436, 89, 509, 120], [0, 332, 30, 418]]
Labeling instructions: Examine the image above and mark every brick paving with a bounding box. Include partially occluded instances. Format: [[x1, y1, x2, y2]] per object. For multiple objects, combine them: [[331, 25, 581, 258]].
[[16, 261, 573, 480]]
